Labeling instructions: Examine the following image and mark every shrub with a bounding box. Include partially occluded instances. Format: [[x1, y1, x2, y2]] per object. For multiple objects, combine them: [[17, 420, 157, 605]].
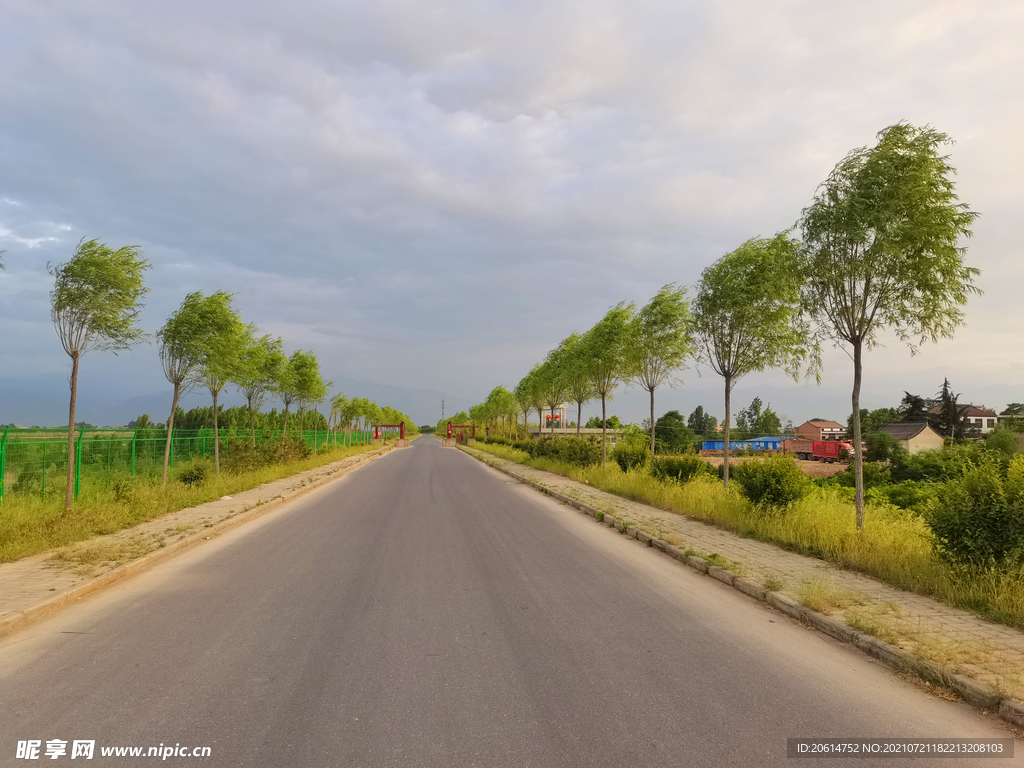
[[876, 480, 938, 512], [651, 453, 715, 485], [833, 462, 891, 489], [732, 455, 810, 508], [224, 436, 310, 473], [176, 461, 210, 487], [611, 443, 649, 473], [986, 427, 1019, 458], [865, 432, 904, 463], [925, 456, 1024, 568], [551, 436, 602, 467], [890, 442, 988, 483]]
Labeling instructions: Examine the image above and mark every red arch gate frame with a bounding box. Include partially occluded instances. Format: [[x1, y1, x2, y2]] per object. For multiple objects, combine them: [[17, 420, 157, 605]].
[[375, 422, 406, 440], [447, 422, 476, 442]]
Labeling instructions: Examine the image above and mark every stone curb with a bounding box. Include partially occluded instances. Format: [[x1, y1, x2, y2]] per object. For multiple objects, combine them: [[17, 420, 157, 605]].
[[459, 446, 1024, 729], [0, 446, 393, 641]]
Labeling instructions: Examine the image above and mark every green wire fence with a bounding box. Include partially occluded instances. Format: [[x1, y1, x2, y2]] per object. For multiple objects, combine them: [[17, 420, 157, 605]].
[[0, 426, 375, 503]]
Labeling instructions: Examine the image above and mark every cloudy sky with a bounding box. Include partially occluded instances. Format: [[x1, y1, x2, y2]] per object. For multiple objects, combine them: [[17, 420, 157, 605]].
[[1, 0, 1021, 427]]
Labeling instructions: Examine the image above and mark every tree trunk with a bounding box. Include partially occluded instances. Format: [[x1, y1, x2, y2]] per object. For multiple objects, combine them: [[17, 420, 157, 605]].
[[282, 405, 289, 440], [64, 352, 80, 510], [212, 389, 220, 475], [601, 393, 607, 466], [649, 386, 656, 458], [852, 340, 865, 531], [248, 398, 256, 446], [576, 401, 582, 436], [723, 373, 732, 489], [537, 407, 544, 438], [161, 382, 182, 488]]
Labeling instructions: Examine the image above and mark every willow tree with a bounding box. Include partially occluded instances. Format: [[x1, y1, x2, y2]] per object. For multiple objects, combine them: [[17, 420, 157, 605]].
[[201, 296, 248, 474], [800, 124, 979, 530], [539, 345, 571, 436], [157, 291, 235, 486], [581, 303, 635, 465], [557, 333, 594, 436], [514, 365, 547, 439], [629, 284, 694, 457], [236, 333, 286, 444], [50, 239, 150, 508], [291, 350, 331, 435], [693, 234, 811, 488]]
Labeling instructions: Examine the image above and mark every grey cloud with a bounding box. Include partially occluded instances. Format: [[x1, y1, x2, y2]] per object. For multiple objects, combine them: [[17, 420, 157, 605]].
[[0, 0, 1020, 425]]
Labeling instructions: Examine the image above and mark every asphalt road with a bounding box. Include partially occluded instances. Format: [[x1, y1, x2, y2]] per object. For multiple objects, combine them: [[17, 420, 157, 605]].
[[0, 437, 1018, 767]]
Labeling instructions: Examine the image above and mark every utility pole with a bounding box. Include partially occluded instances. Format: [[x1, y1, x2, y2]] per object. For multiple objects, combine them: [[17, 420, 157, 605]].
[[442, 400, 445, 420]]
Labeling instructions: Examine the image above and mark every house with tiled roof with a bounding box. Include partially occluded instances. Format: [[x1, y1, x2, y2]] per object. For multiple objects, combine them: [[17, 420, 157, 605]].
[[794, 420, 845, 441], [879, 422, 945, 454]]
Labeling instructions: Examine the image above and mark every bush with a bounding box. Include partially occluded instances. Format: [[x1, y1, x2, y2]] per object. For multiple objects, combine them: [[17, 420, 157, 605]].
[[890, 442, 988, 483], [651, 453, 715, 485], [865, 432, 904, 463], [986, 427, 1019, 458], [176, 461, 210, 487], [876, 480, 938, 512], [224, 436, 311, 473], [833, 462, 891, 489], [732, 455, 810, 508], [925, 456, 1024, 568], [611, 443, 650, 473], [550, 436, 602, 467]]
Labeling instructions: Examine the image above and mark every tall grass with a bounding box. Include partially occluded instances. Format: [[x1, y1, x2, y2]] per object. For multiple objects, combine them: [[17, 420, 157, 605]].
[[468, 442, 1024, 629], [0, 442, 379, 563]]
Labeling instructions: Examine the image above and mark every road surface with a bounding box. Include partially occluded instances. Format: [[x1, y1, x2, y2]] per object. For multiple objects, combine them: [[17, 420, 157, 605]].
[[1, 437, 1017, 766]]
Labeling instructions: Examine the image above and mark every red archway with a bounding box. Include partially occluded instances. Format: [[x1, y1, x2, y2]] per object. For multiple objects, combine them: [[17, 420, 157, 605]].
[[377, 422, 406, 440], [447, 422, 476, 440]]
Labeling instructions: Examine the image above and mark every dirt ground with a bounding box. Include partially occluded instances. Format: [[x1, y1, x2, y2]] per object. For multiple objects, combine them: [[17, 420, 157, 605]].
[[702, 455, 847, 478]]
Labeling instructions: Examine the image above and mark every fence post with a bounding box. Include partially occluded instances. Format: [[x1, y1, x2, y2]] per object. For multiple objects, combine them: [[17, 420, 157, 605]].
[[107, 438, 112, 489], [42, 441, 47, 500], [170, 428, 175, 471], [131, 427, 138, 477], [74, 428, 83, 499], [0, 424, 8, 503]]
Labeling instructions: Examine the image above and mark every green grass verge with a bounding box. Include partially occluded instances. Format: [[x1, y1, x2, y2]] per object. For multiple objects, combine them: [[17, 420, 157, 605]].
[[467, 441, 1024, 630], [0, 443, 380, 563]]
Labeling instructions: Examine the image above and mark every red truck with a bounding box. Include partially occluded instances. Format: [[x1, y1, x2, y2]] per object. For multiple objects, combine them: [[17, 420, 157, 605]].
[[785, 439, 851, 463]]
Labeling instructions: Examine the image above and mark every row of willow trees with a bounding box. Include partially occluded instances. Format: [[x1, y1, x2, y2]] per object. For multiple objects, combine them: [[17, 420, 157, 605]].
[[466, 123, 981, 531], [47, 251, 412, 508]]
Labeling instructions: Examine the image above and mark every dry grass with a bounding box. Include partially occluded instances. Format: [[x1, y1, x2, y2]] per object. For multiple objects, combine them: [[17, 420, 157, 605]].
[[797, 576, 865, 614], [467, 442, 1024, 630]]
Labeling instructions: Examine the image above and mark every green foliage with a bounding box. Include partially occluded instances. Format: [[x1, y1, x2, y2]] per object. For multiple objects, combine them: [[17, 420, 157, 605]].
[[611, 442, 649, 473], [865, 431, 904, 463], [986, 426, 1019, 458], [419, 425, 435, 434], [507, 436, 601, 467], [873, 480, 938, 512], [223, 435, 311, 473], [925, 457, 1024, 568], [800, 124, 980, 530], [50, 239, 151, 357], [654, 410, 695, 453], [687, 405, 717, 434], [651, 453, 716, 484], [736, 397, 783, 436], [176, 460, 210, 487], [832, 462, 891, 489], [585, 414, 620, 429], [732, 455, 810, 508], [890, 442, 989, 484]]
